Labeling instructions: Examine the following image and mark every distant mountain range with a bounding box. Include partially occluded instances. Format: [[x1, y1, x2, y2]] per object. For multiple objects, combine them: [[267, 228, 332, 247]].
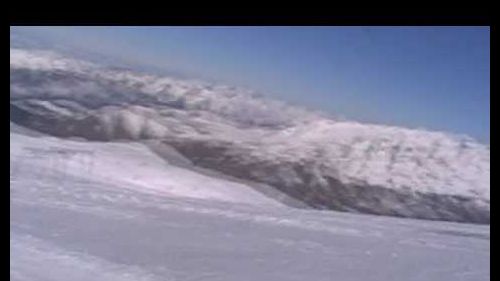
[[10, 48, 490, 223]]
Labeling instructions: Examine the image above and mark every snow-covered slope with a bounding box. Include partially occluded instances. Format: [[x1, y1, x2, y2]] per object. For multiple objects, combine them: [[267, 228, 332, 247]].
[[10, 48, 490, 223], [10, 130, 282, 207], [10, 127, 490, 280]]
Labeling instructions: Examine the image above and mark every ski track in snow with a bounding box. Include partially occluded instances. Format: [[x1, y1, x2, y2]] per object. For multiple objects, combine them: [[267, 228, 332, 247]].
[[10, 131, 490, 281]]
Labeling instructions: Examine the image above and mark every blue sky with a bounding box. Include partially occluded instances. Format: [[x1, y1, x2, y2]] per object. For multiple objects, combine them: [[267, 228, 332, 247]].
[[10, 26, 490, 143]]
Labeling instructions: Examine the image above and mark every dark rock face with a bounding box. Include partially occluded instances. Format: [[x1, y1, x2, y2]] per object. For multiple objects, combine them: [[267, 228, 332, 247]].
[[10, 103, 109, 141], [161, 139, 490, 224]]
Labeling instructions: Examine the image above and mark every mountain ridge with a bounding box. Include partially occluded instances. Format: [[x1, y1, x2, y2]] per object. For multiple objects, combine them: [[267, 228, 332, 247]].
[[10, 48, 490, 223]]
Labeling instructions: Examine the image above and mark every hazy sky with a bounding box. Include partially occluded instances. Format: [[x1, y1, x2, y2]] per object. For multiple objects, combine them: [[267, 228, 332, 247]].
[[10, 26, 490, 143]]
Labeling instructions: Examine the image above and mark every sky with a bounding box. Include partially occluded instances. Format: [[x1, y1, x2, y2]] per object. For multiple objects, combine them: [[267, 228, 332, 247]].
[[10, 26, 490, 143]]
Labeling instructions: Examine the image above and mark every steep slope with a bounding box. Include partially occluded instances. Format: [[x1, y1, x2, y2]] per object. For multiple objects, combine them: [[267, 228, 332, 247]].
[[10, 126, 491, 281], [10, 48, 490, 223], [10, 129, 285, 207]]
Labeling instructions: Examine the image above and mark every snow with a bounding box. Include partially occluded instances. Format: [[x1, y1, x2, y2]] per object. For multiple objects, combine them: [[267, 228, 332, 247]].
[[10, 131, 281, 207], [9, 48, 490, 203], [9, 47, 490, 224], [262, 119, 490, 199], [10, 40, 490, 280], [10, 130, 490, 281], [10, 48, 96, 74], [11, 235, 162, 281]]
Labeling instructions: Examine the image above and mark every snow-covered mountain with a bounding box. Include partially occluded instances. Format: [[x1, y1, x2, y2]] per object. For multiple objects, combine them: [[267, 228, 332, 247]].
[[10, 48, 490, 223], [10, 124, 490, 281]]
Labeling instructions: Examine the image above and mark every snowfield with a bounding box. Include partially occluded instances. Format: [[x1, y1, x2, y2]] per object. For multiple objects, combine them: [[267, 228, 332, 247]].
[[10, 129, 490, 281], [10, 127, 282, 206]]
